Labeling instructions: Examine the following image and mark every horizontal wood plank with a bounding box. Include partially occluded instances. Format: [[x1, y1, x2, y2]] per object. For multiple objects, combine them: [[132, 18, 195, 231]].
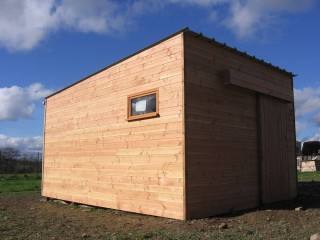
[[184, 33, 260, 219], [43, 32, 185, 220], [223, 69, 293, 102]]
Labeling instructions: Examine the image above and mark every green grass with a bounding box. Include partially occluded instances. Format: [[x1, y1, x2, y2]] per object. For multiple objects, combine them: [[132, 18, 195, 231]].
[[0, 174, 41, 195], [298, 171, 320, 182], [0, 171, 317, 195]]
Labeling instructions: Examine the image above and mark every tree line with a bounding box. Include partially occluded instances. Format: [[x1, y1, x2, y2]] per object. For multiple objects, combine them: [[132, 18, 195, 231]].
[[0, 147, 42, 174]]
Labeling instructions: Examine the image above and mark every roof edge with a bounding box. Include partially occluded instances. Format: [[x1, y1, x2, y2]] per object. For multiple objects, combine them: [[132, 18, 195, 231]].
[[46, 27, 295, 99], [46, 27, 189, 99], [183, 29, 296, 78]]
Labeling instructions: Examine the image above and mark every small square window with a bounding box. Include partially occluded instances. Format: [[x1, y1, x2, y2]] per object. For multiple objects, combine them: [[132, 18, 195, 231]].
[[127, 89, 159, 121]]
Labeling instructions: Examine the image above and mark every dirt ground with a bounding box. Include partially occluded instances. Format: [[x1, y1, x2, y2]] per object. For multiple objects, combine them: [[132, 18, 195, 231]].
[[1, 182, 320, 240]]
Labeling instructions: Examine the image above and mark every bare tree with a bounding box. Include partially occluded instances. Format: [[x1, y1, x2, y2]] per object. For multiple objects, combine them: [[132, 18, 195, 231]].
[[0, 148, 20, 173], [0, 148, 42, 174]]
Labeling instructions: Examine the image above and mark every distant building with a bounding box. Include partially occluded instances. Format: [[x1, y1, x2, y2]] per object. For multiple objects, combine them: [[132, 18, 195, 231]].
[[300, 141, 320, 172], [302, 141, 320, 157]]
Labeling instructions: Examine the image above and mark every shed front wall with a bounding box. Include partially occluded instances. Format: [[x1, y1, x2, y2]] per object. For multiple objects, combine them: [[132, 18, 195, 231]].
[[184, 32, 296, 219], [43, 33, 185, 220]]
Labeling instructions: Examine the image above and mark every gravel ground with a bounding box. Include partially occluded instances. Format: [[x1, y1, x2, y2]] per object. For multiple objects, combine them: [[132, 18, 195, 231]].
[[1, 182, 320, 239]]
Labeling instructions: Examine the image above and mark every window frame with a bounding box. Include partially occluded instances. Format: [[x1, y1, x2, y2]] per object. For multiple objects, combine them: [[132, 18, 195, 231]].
[[127, 89, 159, 121]]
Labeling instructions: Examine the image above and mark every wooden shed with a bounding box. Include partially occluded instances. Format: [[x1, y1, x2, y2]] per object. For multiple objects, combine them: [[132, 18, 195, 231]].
[[42, 28, 297, 220]]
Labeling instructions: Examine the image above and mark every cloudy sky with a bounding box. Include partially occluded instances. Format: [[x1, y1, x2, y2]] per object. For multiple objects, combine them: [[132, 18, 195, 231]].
[[0, 0, 319, 151]]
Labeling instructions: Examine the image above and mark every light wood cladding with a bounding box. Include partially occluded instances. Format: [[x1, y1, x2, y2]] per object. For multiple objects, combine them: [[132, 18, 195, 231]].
[[184, 33, 260, 219], [183, 31, 296, 219], [43, 29, 296, 220], [43, 33, 185, 220]]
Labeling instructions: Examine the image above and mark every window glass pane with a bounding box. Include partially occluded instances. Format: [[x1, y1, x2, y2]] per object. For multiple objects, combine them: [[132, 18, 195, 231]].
[[131, 93, 156, 116]]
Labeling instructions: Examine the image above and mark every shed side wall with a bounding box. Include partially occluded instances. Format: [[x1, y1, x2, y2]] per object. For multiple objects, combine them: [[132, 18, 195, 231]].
[[184, 33, 296, 219], [184, 34, 260, 219], [43, 33, 185, 220]]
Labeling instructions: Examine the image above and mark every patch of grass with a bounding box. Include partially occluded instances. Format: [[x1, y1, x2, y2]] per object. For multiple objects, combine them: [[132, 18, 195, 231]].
[[0, 174, 41, 195], [298, 171, 320, 182]]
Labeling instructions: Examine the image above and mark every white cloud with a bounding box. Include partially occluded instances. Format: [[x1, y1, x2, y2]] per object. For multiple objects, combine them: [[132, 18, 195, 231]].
[[0, 83, 53, 121], [294, 87, 320, 141], [0, 134, 43, 151], [53, 0, 126, 33], [0, 0, 57, 51], [0, 0, 317, 51], [166, 0, 228, 6], [224, 0, 316, 39], [0, 0, 129, 51], [294, 87, 320, 117], [303, 133, 320, 142]]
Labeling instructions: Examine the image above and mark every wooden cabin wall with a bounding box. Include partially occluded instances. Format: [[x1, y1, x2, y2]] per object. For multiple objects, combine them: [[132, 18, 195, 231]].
[[183, 32, 296, 219], [184, 34, 260, 219], [43, 33, 185, 220]]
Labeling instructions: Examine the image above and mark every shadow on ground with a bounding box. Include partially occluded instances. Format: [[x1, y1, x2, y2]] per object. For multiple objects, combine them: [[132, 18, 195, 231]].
[[296, 181, 320, 209], [265, 181, 320, 211]]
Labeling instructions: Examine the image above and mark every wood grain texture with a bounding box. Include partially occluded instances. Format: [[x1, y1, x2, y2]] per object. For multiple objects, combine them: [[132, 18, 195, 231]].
[[43, 29, 296, 220], [184, 33, 260, 219], [183, 31, 295, 219], [223, 69, 293, 102], [43, 33, 185, 220], [259, 95, 297, 203]]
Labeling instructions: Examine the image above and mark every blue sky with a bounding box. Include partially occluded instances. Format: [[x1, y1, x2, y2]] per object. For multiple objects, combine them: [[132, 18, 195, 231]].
[[0, 0, 319, 151]]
